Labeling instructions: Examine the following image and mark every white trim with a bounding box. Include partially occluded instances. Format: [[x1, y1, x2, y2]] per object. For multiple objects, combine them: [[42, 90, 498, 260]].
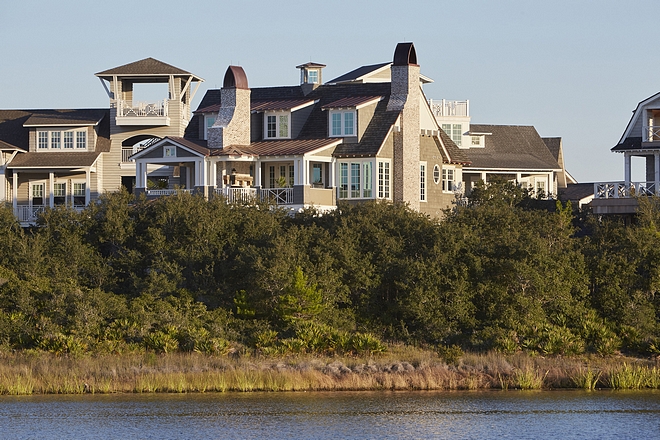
[[264, 111, 291, 139], [420, 161, 427, 202], [130, 138, 206, 160]]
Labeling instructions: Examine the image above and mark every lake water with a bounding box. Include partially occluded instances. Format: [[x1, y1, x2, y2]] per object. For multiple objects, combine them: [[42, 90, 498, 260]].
[[0, 390, 658, 439]]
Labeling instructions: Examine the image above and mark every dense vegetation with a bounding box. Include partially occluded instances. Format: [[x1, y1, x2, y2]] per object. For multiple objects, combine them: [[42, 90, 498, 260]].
[[0, 180, 658, 358]]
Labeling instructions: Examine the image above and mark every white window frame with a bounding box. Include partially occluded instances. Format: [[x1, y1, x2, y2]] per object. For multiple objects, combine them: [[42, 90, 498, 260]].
[[164, 146, 176, 157], [420, 161, 427, 202], [441, 123, 463, 147], [307, 69, 319, 84], [264, 111, 290, 139], [36, 129, 88, 150], [53, 182, 67, 206], [329, 110, 356, 137], [338, 159, 375, 200], [377, 160, 391, 199], [72, 181, 87, 207], [30, 180, 46, 207], [442, 166, 455, 193], [433, 164, 441, 185]]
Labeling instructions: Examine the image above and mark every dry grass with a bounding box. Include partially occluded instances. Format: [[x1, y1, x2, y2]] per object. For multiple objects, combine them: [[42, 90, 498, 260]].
[[0, 350, 656, 395]]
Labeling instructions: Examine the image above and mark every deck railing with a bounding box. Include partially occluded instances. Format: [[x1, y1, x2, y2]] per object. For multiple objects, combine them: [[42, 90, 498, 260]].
[[428, 99, 469, 117], [216, 187, 258, 203], [117, 99, 168, 118], [215, 187, 294, 205], [259, 188, 294, 205], [645, 126, 660, 142], [145, 189, 193, 196], [14, 205, 45, 223], [594, 182, 658, 199]]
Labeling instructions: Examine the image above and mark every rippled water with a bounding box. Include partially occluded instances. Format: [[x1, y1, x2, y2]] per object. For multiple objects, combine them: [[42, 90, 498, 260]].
[[0, 390, 658, 439]]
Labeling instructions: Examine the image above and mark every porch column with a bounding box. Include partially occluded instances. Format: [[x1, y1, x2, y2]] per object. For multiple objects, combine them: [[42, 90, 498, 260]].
[[195, 160, 203, 186], [302, 159, 309, 185], [255, 161, 262, 187], [12, 171, 17, 211], [624, 153, 631, 185], [85, 170, 90, 205], [480, 171, 487, 183], [516, 172, 522, 184], [49, 172, 54, 207], [655, 153, 660, 194], [329, 159, 336, 187], [209, 159, 217, 188]]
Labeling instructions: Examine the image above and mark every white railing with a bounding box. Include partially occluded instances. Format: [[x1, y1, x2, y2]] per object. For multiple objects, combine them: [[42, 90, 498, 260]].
[[594, 182, 659, 199], [215, 187, 257, 203], [428, 99, 469, 117], [117, 99, 169, 118], [121, 146, 147, 163], [260, 188, 294, 205], [14, 205, 45, 223], [645, 126, 660, 142], [145, 189, 193, 196]]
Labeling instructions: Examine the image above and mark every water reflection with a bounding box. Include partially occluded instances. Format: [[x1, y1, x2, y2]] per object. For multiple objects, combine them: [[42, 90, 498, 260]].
[[0, 390, 658, 439]]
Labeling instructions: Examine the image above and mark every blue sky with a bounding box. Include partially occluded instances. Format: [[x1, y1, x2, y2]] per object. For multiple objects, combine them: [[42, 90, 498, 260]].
[[1, 0, 658, 182]]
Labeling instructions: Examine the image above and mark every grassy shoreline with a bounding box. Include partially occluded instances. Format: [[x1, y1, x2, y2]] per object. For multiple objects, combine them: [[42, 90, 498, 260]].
[[0, 348, 658, 395]]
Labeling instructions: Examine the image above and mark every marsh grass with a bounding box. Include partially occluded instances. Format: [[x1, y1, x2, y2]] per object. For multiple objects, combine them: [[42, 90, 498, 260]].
[[0, 351, 656, 395]]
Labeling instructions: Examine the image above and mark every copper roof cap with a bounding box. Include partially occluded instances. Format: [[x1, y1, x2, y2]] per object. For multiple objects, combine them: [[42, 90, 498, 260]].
[[393, 42, 417, 66], [223, 66, 249, 89]]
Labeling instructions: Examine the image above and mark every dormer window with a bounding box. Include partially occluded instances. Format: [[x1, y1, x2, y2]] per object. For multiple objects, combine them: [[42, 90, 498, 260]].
[[37, 129, 87, 150], [330, 110, 355, 137], [265, 112, 290, 139], [308, 70, 319, 84]]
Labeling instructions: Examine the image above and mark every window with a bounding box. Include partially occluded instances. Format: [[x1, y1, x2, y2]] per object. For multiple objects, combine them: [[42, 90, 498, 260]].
[[420, 162, 427, 202], [76, 131, 86, 149], [53, 183, 66, 205], [73, 183, 86, 206], [37, 129, 87, 150], [288, 165, 295, 187], [535, 179, 546, 197], [268, 163, 294, 188], [31, 182, 44, 206], [329, 110, 356, 137], [442, 123, 462, 146], [164, 146, 176, 157], [471, 136, 482, 146], [378, 161, 390, 199], [265, 113, 290, 139], [38, 131, 48, 149], [64, 132, 74, 149], [433, 164, 441, 185], [312, 163, 323, 186], [442, 167, 455, 192], [204, 115, 216, 140], [308, 70, 318, 84], [338, 160, 375, 199]]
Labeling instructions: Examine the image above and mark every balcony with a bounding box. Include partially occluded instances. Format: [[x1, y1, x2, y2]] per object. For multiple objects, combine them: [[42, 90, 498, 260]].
[[145, 189, 193, 196], [115, 99, 170, 126], [593, 182, 658, 199], [428, 99, 469, 118], [215, 187, 294, 205]]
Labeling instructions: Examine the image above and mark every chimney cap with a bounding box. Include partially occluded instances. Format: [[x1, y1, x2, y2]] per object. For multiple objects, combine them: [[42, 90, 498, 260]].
[[393, 42, 417, 66], [223, 66, 249, 89]]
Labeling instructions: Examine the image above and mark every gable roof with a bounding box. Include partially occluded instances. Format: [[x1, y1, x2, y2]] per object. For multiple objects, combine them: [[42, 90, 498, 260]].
[[7, 151, 102, 169], [466, 125, 561, 170], [327, 63, 391, 84], [95, 57, 198, 77], [542, 137, 562, 162], [23, 109, 106, 127]]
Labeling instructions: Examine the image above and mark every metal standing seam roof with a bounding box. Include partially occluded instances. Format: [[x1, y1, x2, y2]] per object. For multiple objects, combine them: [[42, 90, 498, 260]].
[[7, 151, 102, 169], [321, 96, 381, 109], [250, 99, 316, 112], [214, 138, 341, 157], [23, 109, 106, 127]]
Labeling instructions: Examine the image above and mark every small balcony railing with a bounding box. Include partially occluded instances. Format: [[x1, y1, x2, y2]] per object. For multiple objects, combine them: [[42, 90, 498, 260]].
[[259, 188, 294, 205], [428, 99, 469, 117], [215, 187, 258, 203], [122, 146, 148, 163], [215, 187, 294, 205], [14, 205, 45, 223], [117, 99, 168, 117], [145, 189, 193, 196], [645, 126, 660, 142], [594, 182, 658, 199]]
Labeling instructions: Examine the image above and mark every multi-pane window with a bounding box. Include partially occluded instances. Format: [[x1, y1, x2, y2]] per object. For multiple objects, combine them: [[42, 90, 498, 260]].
[[420, 163, 427, 202], [53, 183, 66, 205], [433, 164, 441, 185], [37, 129, 87, 150], [378, 161, 390, 199], [312, 163, 323, 186], [76, 131, 86, 149], [471, 136, 482, 146], [269, 166, 276, 188], [268, 164, 294, 188], [442, 123, 462, 146], [330, 111, 356, 137], [265, 113, 290, 139], [64, 132, 74, 149], [38, 131, 49, 149], [308, 70, 318, 84], [288, 165, 295, 187], [73, 183, 86, 206], [442, 168, 455, 192], [339, 160, 375, 199], [31, 183, 44, 206]]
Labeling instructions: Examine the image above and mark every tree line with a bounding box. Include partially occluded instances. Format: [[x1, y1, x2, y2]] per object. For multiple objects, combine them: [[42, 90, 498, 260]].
[[0, 180, 658, 356]]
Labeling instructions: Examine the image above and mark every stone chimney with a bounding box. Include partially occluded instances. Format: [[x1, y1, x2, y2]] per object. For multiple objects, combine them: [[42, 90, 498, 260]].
[[387, 42, 421, 210], [208, 66, 251, 149]]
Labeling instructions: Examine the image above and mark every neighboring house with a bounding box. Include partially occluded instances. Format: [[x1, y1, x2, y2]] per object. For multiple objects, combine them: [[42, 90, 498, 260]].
[[430, 100, 572, 197], [132, 43, 470, 218], [0, 58, 203, 225], [591, 91, 660, 215]]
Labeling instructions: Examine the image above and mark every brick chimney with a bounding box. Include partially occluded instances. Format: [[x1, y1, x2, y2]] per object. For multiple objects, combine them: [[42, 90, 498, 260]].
[[208, 66, 251, 149], [387, 42, 420, 210]]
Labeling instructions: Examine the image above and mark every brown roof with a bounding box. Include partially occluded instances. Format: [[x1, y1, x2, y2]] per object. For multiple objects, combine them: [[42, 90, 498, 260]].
[[558, 183, 595, 203], [466, 125, 561, 170], [321, 96, 381, 109], [195, 104, 221, 114], [251, 99, 315, 112], [0, 139, 21, 149], [8, 151, 101, 169], [437, 129, 471, 164], [23, 109, 105, 127], [542, 137, 562, 162], [95, 58, 199, 77], [296, 62, 326, 69], [214, 139, 341, 157], [164, 137, 210, 156]]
